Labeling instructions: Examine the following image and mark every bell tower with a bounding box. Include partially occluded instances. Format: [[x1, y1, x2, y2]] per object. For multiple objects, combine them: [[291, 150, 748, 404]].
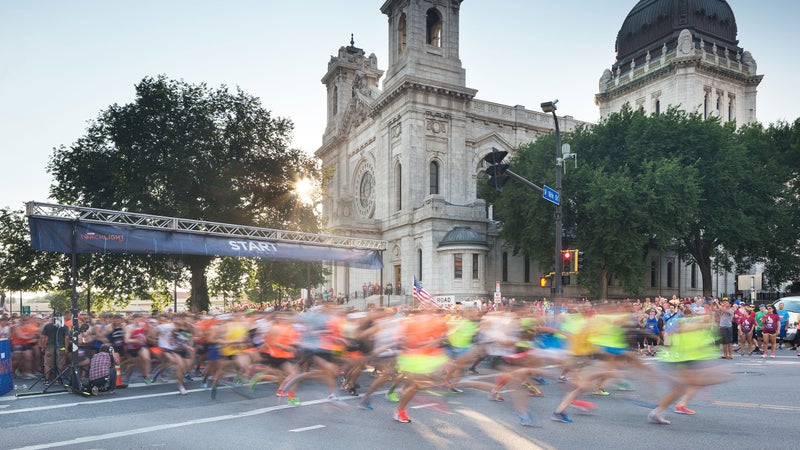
[[380, 0, 466, 92]]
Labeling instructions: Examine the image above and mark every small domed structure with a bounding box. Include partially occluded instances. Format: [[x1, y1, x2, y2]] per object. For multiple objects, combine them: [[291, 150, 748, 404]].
[[438, 226, 487, 249]]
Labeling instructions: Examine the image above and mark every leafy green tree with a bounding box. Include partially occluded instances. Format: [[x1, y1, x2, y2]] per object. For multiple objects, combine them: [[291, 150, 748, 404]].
[[744, 119, 800, 288], [48, 76, 318, 312], [488, 106, 789, 299], [0, 208, 62, 297]]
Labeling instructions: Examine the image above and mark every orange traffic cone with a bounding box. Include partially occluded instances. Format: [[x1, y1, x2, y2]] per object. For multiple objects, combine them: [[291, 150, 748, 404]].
[[115, 362, 123, 387]]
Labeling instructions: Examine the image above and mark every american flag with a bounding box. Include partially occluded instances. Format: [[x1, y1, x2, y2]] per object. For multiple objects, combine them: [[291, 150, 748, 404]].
[[412, 276, 437, 309]]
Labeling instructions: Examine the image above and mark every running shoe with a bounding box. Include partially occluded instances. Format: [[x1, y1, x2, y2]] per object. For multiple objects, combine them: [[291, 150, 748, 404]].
[[518, 410, 541, 427], [393, 408, 411, 423], [592, 388, 610, 396], [276, 389, 288, 397], [615, 382, 634, 391], [523, 383, 544, 397], [386, 391, 400, 403], [533, 376, 548, 385], [673, 405, 696, 415], [468, 368, 480, 375], [569, 400, 597, 412], [550, 411, 573, 423], [287, 397, 300, 405], [183, 374, 194, 382], [358, 400, 374, 410], [444, 381, 463, 393], [647, 410, 671, 424], [327, 393, 340, 402], [489, 391, 505, 402], [178, 385, 188, 395], [558, 375, 569, 383], [143, 376, 154, 384], [770, 354, 775, 358]]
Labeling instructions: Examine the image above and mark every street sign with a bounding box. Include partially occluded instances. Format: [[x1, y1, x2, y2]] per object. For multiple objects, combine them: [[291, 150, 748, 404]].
[[542, 185, 560, 205]]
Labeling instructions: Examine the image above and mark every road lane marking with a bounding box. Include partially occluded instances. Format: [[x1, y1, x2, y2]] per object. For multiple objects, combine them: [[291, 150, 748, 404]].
[[411, 403, 438, 409], [289, 424, 326, 432], [713, 401, 758, 408], [10, 393, 364, 450], [760, 404, 800, 411]]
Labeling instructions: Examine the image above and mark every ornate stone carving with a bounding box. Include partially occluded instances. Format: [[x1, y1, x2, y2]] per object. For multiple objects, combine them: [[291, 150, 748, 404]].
[[677, 29, 695, 57]]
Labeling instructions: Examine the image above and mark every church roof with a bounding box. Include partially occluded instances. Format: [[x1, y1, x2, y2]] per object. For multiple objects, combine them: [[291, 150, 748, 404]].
[[616, 0, 738, 64], [438, 226, 487, 248]]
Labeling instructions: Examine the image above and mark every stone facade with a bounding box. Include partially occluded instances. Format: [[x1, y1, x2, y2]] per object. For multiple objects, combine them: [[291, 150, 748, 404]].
[[315, 0, 755, 302], [315, 0, 583, 303]]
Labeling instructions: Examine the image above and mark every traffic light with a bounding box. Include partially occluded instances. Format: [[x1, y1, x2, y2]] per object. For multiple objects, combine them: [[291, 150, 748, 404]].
[[576, 250, 585, 273], [539, 275, 551, 288], [483, 147, 510, 192], [561, 249, 573, 273]]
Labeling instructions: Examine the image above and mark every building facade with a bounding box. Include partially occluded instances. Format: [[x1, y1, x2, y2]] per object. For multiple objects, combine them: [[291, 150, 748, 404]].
[[316, 0, 757, 302], [595, 0, 763, 299]]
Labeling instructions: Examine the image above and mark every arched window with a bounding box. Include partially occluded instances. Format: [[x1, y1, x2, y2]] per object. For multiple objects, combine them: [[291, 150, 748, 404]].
[[654, 99, 660, 115], [502, 252, 508, 282], [332, 86, 338, 115], [398, 13, 407, 53], [690, 263, 697, 289], [426, 8, 442, 47], [395, 163, 402, 211], [429, 161, 439, 195]]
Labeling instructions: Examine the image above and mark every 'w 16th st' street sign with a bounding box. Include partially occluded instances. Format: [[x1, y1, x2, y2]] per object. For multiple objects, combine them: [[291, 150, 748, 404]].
[[542, 185, 560, 206]]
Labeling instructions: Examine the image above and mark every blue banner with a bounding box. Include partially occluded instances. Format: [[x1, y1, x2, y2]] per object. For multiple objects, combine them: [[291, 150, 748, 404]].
[[28, 217, 382, 269]]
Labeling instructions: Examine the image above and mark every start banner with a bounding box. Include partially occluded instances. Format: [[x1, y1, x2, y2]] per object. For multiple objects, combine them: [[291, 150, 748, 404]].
[[28, 217, 383, 269]]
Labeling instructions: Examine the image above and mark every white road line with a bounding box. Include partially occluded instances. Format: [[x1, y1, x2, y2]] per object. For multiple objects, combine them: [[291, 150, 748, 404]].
[[10, 394, 360, 450], [0, 404, 9, 409], [289, 424, 326, 432], [410, 402, 438, 409], [0, 388, 204, 415]]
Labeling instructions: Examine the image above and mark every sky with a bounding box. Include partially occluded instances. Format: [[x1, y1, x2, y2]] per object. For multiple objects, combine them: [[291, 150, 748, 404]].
[[1, 0, 798, 212]]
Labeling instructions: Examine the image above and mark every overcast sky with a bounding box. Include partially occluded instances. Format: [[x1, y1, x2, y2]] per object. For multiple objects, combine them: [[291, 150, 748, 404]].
[[1, 0, 798, 211]]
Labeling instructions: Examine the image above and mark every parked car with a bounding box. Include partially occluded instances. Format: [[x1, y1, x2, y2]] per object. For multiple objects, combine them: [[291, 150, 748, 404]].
[[773, 296, 800, 342]]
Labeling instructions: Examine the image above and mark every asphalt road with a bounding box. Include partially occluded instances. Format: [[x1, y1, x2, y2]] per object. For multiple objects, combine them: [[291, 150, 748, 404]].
[[2, 350, 799, 450]]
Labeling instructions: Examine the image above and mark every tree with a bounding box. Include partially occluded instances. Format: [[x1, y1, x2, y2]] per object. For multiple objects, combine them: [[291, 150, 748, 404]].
[[48, 76, 319, 312], [488, 106, 788, 299], [744, 119, 800, 289], [0, 208, 62, 299]]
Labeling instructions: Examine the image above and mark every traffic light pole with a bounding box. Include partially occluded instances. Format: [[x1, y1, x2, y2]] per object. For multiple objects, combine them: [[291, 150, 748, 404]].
[[543, 102, 564, 297]]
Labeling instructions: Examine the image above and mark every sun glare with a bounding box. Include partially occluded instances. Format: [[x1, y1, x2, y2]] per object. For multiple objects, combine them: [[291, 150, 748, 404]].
[[295, 177, 315, 206]]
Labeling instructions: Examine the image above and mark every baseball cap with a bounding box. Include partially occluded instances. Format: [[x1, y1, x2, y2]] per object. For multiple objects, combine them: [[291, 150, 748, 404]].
[[759, 304, 766, 308]]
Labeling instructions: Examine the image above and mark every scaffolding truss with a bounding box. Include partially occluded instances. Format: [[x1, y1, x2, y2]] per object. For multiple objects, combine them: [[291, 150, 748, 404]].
[[26, 202, 387, 251]]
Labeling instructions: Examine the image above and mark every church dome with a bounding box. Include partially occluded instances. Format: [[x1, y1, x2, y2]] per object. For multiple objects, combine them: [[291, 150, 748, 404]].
[[438, 226, 487, 248], [615, 0, 738, 64]]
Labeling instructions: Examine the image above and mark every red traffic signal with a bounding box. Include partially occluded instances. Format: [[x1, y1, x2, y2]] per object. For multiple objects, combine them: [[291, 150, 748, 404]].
[[562, 250, 573, 262], [484, 147, 511, 192]]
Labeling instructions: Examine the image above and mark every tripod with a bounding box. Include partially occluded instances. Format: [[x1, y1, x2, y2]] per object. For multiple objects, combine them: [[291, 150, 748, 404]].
[[17, 316, 82, 397]]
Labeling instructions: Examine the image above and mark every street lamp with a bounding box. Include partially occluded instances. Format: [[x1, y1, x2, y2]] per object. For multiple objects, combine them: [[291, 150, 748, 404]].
[[167, 259, 184, 313], [541, 99, 563, 296]]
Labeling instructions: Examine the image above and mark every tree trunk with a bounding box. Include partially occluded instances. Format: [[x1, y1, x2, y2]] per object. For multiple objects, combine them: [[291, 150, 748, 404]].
[[698, 258, 714, 298], [599, 268, 610, 301], [186, 255, 212, 313]]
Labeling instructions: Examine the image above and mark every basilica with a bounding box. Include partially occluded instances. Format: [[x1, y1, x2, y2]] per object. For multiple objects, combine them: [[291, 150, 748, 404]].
[[315, 0, 761, 304]]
